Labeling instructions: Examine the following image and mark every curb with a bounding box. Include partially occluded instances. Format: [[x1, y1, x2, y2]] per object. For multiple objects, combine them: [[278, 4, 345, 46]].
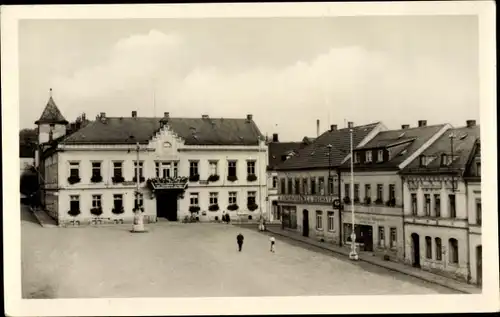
[[265, 228, 479, 295]]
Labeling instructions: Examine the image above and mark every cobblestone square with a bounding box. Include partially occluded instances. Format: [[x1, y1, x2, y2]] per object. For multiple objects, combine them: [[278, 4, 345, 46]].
[[21, 208, 454, 298]]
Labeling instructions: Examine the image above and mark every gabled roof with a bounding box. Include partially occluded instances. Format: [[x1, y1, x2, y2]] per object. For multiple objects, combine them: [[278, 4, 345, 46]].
[[401, 125, 480, 176], [61, 116, 264, 146], [275, 122, 381, 171], [35, 96, 68, 125], [268, 141, 309, 170], [342, 124, 448, 171], [463, 138, 481, 179]]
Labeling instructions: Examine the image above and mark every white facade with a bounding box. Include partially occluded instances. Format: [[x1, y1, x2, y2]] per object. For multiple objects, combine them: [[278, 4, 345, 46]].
[[467, 181, 482, 285], [266, 170, 279, 222], [41, 123, 268, 226]]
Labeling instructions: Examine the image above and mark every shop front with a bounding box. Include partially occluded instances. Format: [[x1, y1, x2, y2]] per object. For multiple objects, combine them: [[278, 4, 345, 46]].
[[281, 205, 297, 229]]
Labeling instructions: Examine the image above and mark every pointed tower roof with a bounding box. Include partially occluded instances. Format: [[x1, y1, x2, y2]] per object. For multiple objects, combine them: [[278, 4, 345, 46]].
[[35, 89, 69, 125]]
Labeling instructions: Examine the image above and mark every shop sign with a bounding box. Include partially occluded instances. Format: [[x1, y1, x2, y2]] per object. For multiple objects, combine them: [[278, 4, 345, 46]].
[[277, 195, 337, 205], [345, 214, 387, 225]]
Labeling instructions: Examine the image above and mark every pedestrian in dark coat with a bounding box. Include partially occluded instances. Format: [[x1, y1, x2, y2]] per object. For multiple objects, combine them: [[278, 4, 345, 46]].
[[236, 233, 244, 251]]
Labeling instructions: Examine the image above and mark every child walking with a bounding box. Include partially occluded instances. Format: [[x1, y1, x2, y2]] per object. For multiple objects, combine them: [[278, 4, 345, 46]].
[[269, 236, 276, 253]]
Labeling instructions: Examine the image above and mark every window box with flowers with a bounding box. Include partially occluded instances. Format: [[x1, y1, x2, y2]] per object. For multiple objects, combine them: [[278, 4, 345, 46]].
[[227, 175, 238, 182], [227, 204, 239, 211], [133, 176, 146, 183], [247, 203, 258, 211], [112, 175, 125, 184], [90, 207, 103, 216], [67, 175, 81, 185], [208, 204, 219, 211], [91, 175, 103, 183], [68, 209, 80, 216], [247, 174, 257, 182], [208, 174, 220, 182], [112, 206, 124, 214], [353, 197, 360, 204], [343, 196, 351, 204], [364, 197, 371, 205], [386, 198, 396, 207], [189, 205, 200, 213], [189, 174, 200, 182], [374, 198, 384, 205]]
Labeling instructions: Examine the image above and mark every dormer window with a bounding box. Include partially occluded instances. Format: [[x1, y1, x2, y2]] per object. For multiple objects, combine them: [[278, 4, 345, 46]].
[[440, 154, 447, 166], [354, 152, 360, 164], [420, 155, 426, 167], [365, 151, 372, 163], [377, 150, 384, 162], [476, 161, 481, 176]]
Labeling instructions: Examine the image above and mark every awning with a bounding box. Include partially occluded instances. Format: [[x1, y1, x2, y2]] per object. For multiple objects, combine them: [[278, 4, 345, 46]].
[[147, 177, 189, 191]]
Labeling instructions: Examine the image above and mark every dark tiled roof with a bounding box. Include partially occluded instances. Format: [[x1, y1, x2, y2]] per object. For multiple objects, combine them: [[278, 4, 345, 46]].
[[61, 117, 263, 146], [275, 122, 381, 171], [268, 141, 309, 170], [342, 124, 448, 171], [401, 125, 480, 176], [35, 97, 69, 125]]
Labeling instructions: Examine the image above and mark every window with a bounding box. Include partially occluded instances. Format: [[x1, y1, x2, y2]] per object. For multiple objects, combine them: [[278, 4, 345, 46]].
[[303, 177, 308, 194], [365, 184, 371, 198], [133, 161, 144, 181], [156, 161, 173, 178], [272, 176, 278, 188], [113, 162, 123, 177], [134, 192, 144, 209], [69, 162, 80, 178], [228, 161, 237, 177], [91, 162, 101, 177], [434, 194, 441, 217], [310, 177, 316, 195], [209, 192, 218, 205], [390, 228, 397, 249], [411, 194, 417, 215], [280, 178, 286, 194], [155, 162, 160, 177], [424, 194, 431, 216], [190, 193, 199, 206], [366, 151, 372, 163], [113, 194, 123, 210], [92, 195, 102, 208], [209, 161, 218, 176], [189, 161, 199, 177], [449, 195, 456, 218], [425, 236, 432, 259], [294, 178, 300, 195], [287, 178, 293, 195], [440, 154, 447, 166], [377, 184, 383, 202], [345, 183, 350, 198], [354, 152, 360, 163], [378, 226, 385, 247], [229, 192, 237, 204], [419, 155, 425, 167], [247, 161, 256, 176], [354, 184, 360, 200], [389, 184, 396, 200], [476, 162, 481, 176], [449, 238, 459, 264], [70, 195, 80, 212], [377, 150, 384, 162], [318, 177, 325, 195], [247, 191, 257, 205], [327, 211, 335, 231], [476, 199, 482, 225], [316, 211, 323, 230], [173, 162, 178, 178], [328, 177, 334, 194], [435, 238, 442, 261]]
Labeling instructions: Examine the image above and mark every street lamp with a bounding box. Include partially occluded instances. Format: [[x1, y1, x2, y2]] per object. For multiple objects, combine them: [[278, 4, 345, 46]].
[[131, 141, 147, 233], [327, 144, 333, 194], [348, 128, 359, 261]]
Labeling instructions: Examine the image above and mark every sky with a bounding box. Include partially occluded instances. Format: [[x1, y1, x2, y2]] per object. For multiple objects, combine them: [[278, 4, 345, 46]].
[[19, 16, 479, 141]]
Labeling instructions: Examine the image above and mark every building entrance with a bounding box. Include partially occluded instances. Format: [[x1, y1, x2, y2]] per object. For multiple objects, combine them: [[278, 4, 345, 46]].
[[411, 233, 421, 268], [156, 191, 179, 221]]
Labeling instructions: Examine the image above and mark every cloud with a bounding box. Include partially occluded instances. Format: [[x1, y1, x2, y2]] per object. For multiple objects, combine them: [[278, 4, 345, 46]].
[[50, 29, 478, 141]]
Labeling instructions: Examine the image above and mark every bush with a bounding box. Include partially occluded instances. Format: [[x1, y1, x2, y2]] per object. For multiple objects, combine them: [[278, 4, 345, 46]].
[[247, 203, 258, 211], [90, 207, 103, 216], [112, 206, 124, 214], [354, 197, 360, 203], [189, 174, 200, 182], [227, 204, 239, 211], [248, 215, 253, 220], [364, 197, 371, 205], [246, 174, 257, 182], [214, 216, 219, 221], [67, 175, 81, 185], [20, 170, 39, 196], [112, 175, 124, 183], [375, 198, 383, 205], [386, 198, 396, 207], [68, 209, 80, 216], [227, 175, 238, 182], [91, 175, 103, 183], [208, 174, 220, 182], [189, 205, 200, 213], [208, 204, 219, 211]]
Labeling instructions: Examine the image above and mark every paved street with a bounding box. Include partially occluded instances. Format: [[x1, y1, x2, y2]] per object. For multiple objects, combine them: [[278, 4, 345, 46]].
[[21, 207, 455, 298]]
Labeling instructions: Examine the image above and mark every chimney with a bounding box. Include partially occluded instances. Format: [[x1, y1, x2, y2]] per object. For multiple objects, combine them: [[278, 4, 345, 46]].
[[330, 124, 337, 132], [347, 121, 354, 129], [100, 112, 106, 123], [202, 114, 209, 119], [418, 120, 427, 127], [246, 114, 253, 121], [164, 112, 169, 119], [82, 113, 86, 122], [466, 120, 476, 127], [132, 111, 137, 118], [316, 119, 320, 137], [401, 124, 410, 129], [272, 133, 279, 142]]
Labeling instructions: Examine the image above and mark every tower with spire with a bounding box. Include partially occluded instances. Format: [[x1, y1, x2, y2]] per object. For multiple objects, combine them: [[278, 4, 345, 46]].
[[35, 88, 69, 145]]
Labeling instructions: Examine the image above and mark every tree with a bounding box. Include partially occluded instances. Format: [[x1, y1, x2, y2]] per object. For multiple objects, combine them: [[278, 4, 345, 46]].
[[20, 167, 40, 205]]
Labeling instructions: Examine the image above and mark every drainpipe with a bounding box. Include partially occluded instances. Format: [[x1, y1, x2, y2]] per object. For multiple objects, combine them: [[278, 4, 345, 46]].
[[337, 168, 343, 247], [465, 179, 472, 283], [401, 175, 406, 260]]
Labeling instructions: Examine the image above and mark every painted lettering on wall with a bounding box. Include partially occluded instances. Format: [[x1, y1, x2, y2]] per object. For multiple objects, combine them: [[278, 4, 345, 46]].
[[277, 195, 338, 205]]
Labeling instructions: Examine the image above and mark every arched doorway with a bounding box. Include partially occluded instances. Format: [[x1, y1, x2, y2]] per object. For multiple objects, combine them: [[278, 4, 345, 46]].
[[476, 245, 482, 286], [411, 233, 420, 268], [302, 209, 309, 237]]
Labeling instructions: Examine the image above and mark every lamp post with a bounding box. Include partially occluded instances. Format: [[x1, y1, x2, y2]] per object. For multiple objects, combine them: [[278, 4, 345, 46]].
[[327, 144, 332, 194], [131, 141, 147, 233], [348, 128, 359, 260]]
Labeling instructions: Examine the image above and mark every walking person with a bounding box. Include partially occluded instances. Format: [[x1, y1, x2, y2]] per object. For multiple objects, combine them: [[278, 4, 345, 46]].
[[236, 233, 244, 252], [270, 236, 276, 253]]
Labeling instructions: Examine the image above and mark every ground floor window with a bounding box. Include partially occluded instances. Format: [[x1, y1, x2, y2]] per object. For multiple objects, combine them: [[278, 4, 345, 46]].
[[425, 236, 432, 259], [70, 195, 80, 212], [390, 227, 397, 249], [327, 211, 335, 231], [282, 206, 297, 229], [113, 194, 123, 213], [190, 192, 199, 206], [449, 238, 459, 264], [378, 226, 385, 247], [209, 192, 218, 205], [343, 223, 364, 244], [229, 192, 237, 204], [435, 237, 442, 260], [315, 211, 323, 230], [92, 195, 102, 208]]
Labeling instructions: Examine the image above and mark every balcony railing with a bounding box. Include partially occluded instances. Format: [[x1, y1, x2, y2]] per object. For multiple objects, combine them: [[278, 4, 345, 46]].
[[147, 176, 189, 191]]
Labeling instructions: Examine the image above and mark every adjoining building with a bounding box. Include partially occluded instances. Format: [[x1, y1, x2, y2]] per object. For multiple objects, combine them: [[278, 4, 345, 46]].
[[274, 121, 385, 245], [35, 92, 268, 226], [400, 120, 480, 283], [338, 120, 450, 262]]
